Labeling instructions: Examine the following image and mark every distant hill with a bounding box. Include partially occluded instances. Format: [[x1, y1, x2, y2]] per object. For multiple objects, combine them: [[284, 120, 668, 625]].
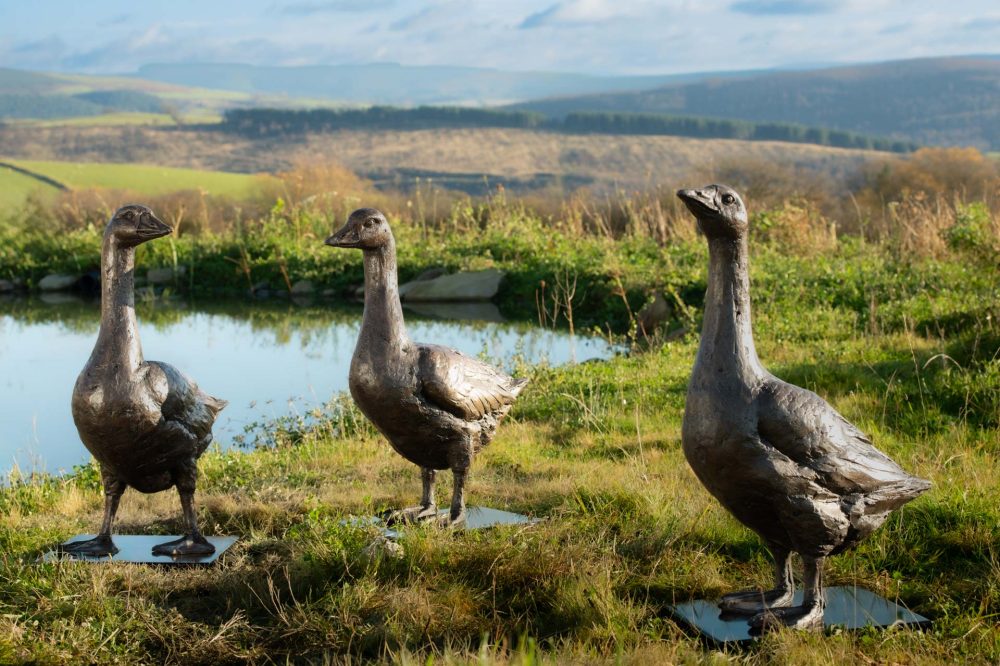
[[135, 62, 767, 106], [510, 56, 1000, 150]]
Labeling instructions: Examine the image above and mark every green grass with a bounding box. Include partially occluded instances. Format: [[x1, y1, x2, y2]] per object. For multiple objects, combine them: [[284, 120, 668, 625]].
[[14, 112, 180, 127], [0, 198, 997, 661], [0, 166, 61, 209], [2, 158, 274, 201]]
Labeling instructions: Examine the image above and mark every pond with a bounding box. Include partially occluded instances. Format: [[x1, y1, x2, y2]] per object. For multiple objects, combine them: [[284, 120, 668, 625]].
[[0, 295, 617, 476]]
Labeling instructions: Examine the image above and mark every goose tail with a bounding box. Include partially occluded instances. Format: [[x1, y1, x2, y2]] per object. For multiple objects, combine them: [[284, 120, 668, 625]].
[[202, 393, 229, 417], [508, 377, 530, 398]]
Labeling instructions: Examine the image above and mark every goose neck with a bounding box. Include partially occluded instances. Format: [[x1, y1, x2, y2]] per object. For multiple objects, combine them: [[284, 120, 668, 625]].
[[360, 238, 409, 350], [695, 234, 764, 383], [93, 234, 143, 374]]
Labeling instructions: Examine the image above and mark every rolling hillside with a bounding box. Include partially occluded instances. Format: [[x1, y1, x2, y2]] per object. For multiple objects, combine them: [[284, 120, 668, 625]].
[[135, 62, 761, 107], [0, 124, 881, 195], [0, 158, 274, 210], [0, 68, 330, 125], [512, 56, 1000, 150]]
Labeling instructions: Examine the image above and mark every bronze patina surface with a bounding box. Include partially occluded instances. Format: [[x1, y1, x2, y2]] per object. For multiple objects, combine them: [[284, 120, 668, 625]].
[[64, 204, 227, 558], [676, 185, 930, 630], [325, 208, 528, 526]]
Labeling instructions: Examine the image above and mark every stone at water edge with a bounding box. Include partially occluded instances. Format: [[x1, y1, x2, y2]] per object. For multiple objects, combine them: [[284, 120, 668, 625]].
[[38, 274, 80, 291], [401, 269, 504, 302], [637, 292, 673, 337], [0, 279, 14, 292], [147, 266, 186, 285], [290, 280, 315, 295]]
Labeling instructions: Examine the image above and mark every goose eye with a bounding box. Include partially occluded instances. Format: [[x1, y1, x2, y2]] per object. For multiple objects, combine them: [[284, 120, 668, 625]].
[[363, 218, 376, 228], [721, 194, 735, 205]]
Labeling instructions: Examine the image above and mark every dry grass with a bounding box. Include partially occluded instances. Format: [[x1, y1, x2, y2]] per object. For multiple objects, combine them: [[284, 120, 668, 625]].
[[0, 125, 877, 194]]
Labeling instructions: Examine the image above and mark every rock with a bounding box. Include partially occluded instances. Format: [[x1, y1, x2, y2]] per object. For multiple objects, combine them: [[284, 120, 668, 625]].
[[290, 280, 315, 295], [0, 279, 14, 292], [38, 274, 80, 291], [352, 283, 365, 298], [404, 301, 506, 323], [321, 288, 337, 298], [637, 292, 673, 337], [147, 266, 186, 285], [413, 267, 447, 282], [401, 269, 503, 302], [251, 280, 270, 294]]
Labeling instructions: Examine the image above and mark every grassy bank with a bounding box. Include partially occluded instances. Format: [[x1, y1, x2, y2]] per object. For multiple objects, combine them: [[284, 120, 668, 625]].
[[0, 220, 997, 663]]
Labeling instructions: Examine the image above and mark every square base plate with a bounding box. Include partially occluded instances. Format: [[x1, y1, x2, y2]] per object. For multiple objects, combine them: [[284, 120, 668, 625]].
[[41, 535, 239, 566], [668, 586, 930, 647], [348, 506, 539, 539]]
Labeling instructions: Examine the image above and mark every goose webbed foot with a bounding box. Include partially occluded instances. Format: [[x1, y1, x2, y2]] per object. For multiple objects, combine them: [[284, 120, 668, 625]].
[[749, 554, 826, 632], [383, 504, 438, 526], [151, 534, 216, 556], [154, 469, 215, 556], [436, 508, 466, 528], [719, 545, 795, 615], [749, 601, 825, 631], [719, 586, 795, 614], [59, 534, 119, 557]]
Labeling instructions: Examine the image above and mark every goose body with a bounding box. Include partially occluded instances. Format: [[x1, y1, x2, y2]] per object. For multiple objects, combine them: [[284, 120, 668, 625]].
[[677, 185, 930, 629], [326, 208, 527, 525], [64, 204, 226, 557]]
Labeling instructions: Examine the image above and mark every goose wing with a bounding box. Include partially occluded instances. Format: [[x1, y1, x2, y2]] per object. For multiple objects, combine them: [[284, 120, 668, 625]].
[[145, 361, 228, 447], [417, 344, 520, 420], [757, 378, 915, 496]]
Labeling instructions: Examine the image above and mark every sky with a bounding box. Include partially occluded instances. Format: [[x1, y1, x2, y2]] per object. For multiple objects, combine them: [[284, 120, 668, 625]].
[[1, 0, 999, 76]]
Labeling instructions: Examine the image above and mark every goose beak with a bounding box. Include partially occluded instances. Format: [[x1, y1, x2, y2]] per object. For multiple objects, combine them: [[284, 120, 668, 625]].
[[137, 213, 172, 240], [324, 225, 358, 248], [676, 188, 716, 217]]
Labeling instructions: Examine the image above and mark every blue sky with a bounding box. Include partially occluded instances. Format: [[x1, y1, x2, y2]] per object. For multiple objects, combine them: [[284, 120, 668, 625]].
[[2, 0, 998, 75]]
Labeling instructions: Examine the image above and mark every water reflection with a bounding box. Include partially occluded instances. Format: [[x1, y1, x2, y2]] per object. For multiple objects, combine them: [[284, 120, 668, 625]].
[[0, 295, 615, 475]]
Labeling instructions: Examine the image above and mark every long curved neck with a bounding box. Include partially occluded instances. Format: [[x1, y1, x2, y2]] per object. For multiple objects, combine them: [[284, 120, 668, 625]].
[[92, 234, 143, 374], [694, 234, 764, 384], [359, 236, 409, 352]]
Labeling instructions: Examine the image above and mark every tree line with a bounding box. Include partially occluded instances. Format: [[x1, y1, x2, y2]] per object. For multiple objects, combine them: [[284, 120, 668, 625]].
[[218, 107, 918, 153]]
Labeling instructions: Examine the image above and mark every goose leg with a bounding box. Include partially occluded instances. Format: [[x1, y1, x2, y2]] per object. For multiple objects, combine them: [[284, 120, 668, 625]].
[[440, 433, 475, 527], [719, 546, 795, 614], [750, 555, 826, 631], [384, 467, 438, 525], [152, 463, 215, 556], [60, 467, 124, 557]]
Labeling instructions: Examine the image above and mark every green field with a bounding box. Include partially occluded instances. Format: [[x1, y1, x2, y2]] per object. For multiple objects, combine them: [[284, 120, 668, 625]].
[[0, 152, 997, 662], [0, 235, 997, 663], [0, 159, 275, 210], [0, 166, 60, 209]]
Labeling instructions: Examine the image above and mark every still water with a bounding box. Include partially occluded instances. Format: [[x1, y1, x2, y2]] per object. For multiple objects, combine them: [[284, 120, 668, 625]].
[[0, 295, 615, 475]]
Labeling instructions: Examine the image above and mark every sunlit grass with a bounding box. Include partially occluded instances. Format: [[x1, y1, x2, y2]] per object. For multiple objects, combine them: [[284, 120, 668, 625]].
[[0, 240, 996, 662], [4, 158, 274, 198]]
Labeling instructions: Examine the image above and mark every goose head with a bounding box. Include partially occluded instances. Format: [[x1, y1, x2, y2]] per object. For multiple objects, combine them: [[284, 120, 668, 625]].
[[677, 184, 748, 240], [105, 204, 172, 248], [325, 208, 391, 251]]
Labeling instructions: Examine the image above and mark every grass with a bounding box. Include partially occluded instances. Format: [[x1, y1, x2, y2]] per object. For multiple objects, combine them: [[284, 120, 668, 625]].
[[0, 200, 997, 662], [0, 123, 881, 194], [0, 158, 277, 211], [0, 166, 60, 210], [13, 112, 181, 128]]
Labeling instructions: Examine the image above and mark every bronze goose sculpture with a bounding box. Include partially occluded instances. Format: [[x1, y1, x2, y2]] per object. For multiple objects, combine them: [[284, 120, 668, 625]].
[[325, 208, 528, 526], [676, 185, 930, 630], [65, 204, 227, 557]]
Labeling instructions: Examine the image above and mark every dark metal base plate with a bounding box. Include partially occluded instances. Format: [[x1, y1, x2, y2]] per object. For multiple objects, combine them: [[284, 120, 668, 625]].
[[350, 506, 539, 539], [668, 586, 930, 647], [41, 535, 239, 565]]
